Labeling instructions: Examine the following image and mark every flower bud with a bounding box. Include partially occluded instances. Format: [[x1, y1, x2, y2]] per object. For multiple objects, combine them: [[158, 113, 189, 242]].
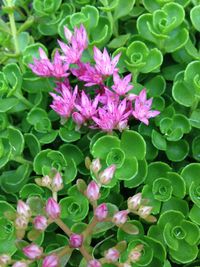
[[23, 243, 43, 260], [12, 261, 28, 267], [72, 112, 85, 126], [99, 165, 116, 185], [87, 259, 102, 267], [15, 216, 29, 229], [51, 172, 63, 192], [90, 158, 101, 173], [127, 193, 142, 211], [42, 254, 59, 267], [41, 175, 52, 187], [113, 210, 129, 225], [86, 181, 100, 201], [129, 250, 142, 263], [69, 233, 83, 248], [17, 200, 31, 218], [105, 248, 119, 262], [94, 203, 108, 221], [33, 215, 48, 231], [45, 198, 60, 220], [0, 254, 11, 265], [138, 206, 152, 219]]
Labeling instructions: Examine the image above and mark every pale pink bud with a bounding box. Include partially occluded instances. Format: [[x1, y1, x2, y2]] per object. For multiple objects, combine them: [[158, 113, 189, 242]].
[[94, 203, 108, 221], [41, 175, 52, 187], [64, 26, 72, 42], [69, 233, 83, 248], [90, 158, 101, 173], [105, 248, 119, 262], [0, 254, 11, 265], [15, 216, 29, 229], [51, 172, 63, 192], [138, 206, 152, 218], [45, 198, 60, 219], [113, 210, 129, 225], [129, 250, 142, 263], [12, 261, 28, 267], [23, 243, 43, 259], [33, 215, 48, 231], [42, 254, 59, 267], [17, 200, 31, 218], [99, 165, 116, 185], [127, 193, 142, 210], [86, 181, 100, 201], [87, 259, 102, 267], [72, 112, 85, 126]]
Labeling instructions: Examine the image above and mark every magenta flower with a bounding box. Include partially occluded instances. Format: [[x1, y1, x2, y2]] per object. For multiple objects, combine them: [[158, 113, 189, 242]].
[[105, 248, 120, 262], [50, 84, 78, 119], [87, 259, 102, 267], [132, 89, 160, 125], [58, 24, 88, 64], [113, 210, 129, 225], [23, 243, 43, 260], [112, 72, 133, 96], [42, 254, 59, 267], [93, 47, 121, 76], [33, 215, 48, 231], [45, 198, 60, 220], [69, 233, 83, 248], [99, 165, 116, 184], [17, 200, 31, 218], [94, 203, 108, 222], [86, 181, 100, 201]]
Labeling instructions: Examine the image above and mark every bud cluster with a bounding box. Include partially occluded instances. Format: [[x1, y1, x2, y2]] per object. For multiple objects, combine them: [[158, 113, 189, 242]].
[[35, 170, 63, 192]]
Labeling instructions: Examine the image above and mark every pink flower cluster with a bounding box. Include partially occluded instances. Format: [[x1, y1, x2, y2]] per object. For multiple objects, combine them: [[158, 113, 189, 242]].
[[29, 25, 160, 132]]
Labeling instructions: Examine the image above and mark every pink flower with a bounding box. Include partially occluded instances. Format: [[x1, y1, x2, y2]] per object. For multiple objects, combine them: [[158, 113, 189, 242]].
[[86, 181, 100, 201], [17, 200, 31, 218], [112, 72, 133, 96], [90, 158, 101, 173], [127, 193, 142, 211], [42, 254, 59, 267], [105, 248, 120, 262], [99, 165, 116, 184], [51, 172, 63, 192], [50, 84, 78, 118], [33, 215, 48, 231], [113, 210, 129, 225], [23, 244, 43, 260], [87, 259, 102, 267], [93, 47, 121, 76], [69, 233, 83, 248], [132, 89, 160, 125], [94, 203, 108, 222], [58, 24, 88, 64], [45, 198, 60, 220], [12, 261, 27, 267]]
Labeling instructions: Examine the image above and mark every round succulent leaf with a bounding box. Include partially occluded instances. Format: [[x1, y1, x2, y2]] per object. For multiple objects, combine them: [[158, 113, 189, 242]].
[[189, 181, 200, 207], [99, 0, 119, 12], [163, 223, 180, 250], [106, 148, 125, 168], [148, 225, 164, 245], [140, 48, 163, 73], [192, 135, 200, 161], [161, 3, 185, 30], [152, 177, 173, 202], [172, 80, 195, 107], [184, 61, 200, 94], [145, 75, 166, 97], [63, 158, 77, 184], [189, 204, 200, 225], [181, 220, 200, 246], [0, 218, 16, 255], [19, 183, 44, 199], [164, 27, 188, 53], [159, 117, 172, 134], [3, 63, 22, 96], [59, 195, 89, 222], [124, 159, 147, 188], [0, 98, 19, 112], [171, 114, 191, 133], [144, 236, 166, 264], [166, 128, 183, 142], [117, 220, 144, 242], [166, 172, 186, 199], [120, 130, 146, 160], [190, 5, 200, 32], [113, 0, 135, 20], [161, 198, 189, 217], [166, 140, 189, 162], [142, 184, 161, 214], [145, 161, 171, 185], [181, 163, 200, 192], [107, 34, 130, 49], [151, 130, 167, 151], [126, 40, 149, 61], [189, 109, 200, 129], [115, 157, 138, 180], [35, 130, 58, 144], [158, 210, 184, 229], [59, 127, 81, 142], [33, 0, 62, 15], [0, 138, 12, 168], [137, 14, 158, 44], [91, 135, 120, 159], [169, 240, 198, 264], [24, 133, 41, 158], [27, 196, 45, 216], [59, 144, 84, 166]]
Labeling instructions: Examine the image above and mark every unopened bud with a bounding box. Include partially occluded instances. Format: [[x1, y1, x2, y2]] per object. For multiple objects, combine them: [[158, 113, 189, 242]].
[[12, 261, 28, 267], [15, 216, 29, 229], [87, 259, 102, 267], [90, 158, 101, 173], [42, 254, 59, 267], [138, 206, 152, 219], [23, 243, 43, 260], [94, 203, 108, 221], [105, 248, 119, 262], [86, 181, 100, 201], [127, 193, 142, 211], [129, 250, 142, 263], [51, 172, 63, 192], [41, 175, 52, 187], [33, 216, 48, 231], [99, 165, 116, 185], [113, 210, 129, 225], [17, 200, 31, 218], [69, 233, 83, 248], [0, 254, 11, 265], [45, 198, 60, 220]]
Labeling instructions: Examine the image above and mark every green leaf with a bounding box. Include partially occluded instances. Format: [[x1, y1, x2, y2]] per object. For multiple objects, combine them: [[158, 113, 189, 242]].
[[166, 140, 189, 162], [24, 133, 41, 157], [115, 157, 138, 180], [113, 0, 135, 20], [20, 183, 44, 199], [59, 127, 81, 142], [190, 5, 200, 32], [152, 178, 173, 202], [8, 127, 24, 156], [106, 148, 125, 168], [190, 109, 200, 129], [189, 204, 200, 225], [59, 144, 84, 166], [0, 98, 19, 112], [151, 130, 167, 151], [108, 34, 130, 49], [192, 135, 200, 161]]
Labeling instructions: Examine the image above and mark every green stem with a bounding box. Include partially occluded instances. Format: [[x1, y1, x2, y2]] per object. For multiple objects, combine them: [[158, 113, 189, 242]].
[[7, 5, 20, 55], [15, 93, 33, 108], [12, 156, 33, 165]]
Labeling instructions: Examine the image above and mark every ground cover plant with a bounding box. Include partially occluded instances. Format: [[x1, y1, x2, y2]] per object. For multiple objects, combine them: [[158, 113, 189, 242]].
[[0, 0, 200, 266]]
